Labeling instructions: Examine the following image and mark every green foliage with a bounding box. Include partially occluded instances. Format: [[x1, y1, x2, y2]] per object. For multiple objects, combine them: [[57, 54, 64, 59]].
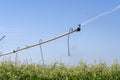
[[0, 60, 120, 80]]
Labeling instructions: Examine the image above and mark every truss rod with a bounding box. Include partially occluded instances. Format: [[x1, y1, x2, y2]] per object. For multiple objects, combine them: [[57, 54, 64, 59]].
[[0, 35, 5, 42], [0, 25, 81, 57]]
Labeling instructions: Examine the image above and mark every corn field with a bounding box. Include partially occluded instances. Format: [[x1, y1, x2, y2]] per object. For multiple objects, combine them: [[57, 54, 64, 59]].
[[0, 60, 120, 80]]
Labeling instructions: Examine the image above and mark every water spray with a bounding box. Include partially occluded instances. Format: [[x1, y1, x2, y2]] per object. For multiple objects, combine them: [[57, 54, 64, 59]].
[[81, 5, 120, 26]]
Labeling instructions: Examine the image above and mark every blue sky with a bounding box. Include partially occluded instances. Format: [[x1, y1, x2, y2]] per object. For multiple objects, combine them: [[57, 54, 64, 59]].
[[0, 0, 120, 65]]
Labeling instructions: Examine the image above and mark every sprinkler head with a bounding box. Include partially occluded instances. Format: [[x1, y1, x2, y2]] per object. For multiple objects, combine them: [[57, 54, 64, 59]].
[[77, 24, 81, 31]]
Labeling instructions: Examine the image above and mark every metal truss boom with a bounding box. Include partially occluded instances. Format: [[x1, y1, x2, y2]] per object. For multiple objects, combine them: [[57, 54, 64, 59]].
[[0, 25, 81, 57]]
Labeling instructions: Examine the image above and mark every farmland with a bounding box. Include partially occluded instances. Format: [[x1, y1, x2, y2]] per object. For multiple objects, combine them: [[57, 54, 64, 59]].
[[0, 60, 120, 80]]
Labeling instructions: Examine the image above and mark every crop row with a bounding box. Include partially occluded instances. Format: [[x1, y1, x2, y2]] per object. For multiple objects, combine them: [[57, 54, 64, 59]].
[[0, 60, 120, 80]]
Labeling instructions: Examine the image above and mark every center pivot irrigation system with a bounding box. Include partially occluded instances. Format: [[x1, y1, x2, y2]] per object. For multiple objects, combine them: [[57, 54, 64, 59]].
[[0, 25, 81, 57], [0, 4, 120, 59]]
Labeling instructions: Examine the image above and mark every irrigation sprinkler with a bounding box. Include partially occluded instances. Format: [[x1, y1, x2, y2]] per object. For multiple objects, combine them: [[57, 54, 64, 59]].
[[15, 47, 20, 64], [67, 24, 81, 56], [0, 4, 119, 57], [67, 28, 73, 56], [39, 39, 44, 65], [0, 25, 81, 57]]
